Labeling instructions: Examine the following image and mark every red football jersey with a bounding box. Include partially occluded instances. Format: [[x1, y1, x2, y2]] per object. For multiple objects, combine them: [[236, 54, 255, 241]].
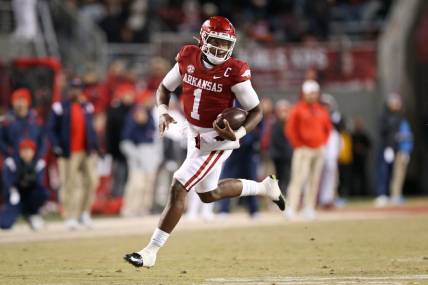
[[176, 45, 251, 128]]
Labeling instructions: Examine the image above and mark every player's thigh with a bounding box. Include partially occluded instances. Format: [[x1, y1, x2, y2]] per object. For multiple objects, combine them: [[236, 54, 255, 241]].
[[194, 150, 232, 194], [173, 129, 232, 191], [194, 164, 222, 194], [173, 147, 216, 191]]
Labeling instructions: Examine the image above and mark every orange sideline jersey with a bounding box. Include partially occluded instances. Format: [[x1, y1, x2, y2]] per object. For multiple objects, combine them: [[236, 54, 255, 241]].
[[285, 101, 332, 148]]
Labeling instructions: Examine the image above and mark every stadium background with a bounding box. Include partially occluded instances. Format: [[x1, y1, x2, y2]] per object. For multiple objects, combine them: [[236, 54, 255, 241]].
[[0, 2, 427, 211], [0, 1, 428, 285]]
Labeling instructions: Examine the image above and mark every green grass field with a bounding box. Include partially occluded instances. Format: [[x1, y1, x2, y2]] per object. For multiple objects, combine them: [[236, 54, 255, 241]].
[[1, 212, 428, 285]]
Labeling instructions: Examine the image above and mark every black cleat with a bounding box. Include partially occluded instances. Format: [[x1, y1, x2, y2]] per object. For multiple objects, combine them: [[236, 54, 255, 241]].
[[273, 193, 286, 211], [124, 249, 156, 268], [124, 252, 145, 268]]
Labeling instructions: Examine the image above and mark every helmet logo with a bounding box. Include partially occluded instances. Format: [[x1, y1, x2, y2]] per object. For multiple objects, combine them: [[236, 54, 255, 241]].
[[187, 64, 195, 74]]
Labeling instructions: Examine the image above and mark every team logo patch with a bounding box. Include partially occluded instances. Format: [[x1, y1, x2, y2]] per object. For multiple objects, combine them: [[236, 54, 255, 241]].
[[241, 69, 251, 78], [187, 64, 195, 74]]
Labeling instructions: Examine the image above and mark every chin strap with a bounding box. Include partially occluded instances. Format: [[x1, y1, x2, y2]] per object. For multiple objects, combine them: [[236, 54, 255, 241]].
[[201, 53, 214, 65], [202, 57, 215, 68]]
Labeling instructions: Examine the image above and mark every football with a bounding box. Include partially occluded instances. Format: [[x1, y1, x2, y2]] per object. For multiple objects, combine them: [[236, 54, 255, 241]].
[[215, 107, 248, 130]]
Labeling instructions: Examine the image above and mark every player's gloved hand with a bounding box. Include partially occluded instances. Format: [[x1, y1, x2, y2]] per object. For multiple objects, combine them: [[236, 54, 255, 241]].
[[159, 114, 177, 137], [213, 119, 236, 141]]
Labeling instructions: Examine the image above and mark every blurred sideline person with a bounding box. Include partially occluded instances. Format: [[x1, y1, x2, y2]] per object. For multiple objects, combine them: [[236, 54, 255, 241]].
[[375, 93, 406, 207], [105, 85, 135, 197], [318, 95, 341, 208], [318, 122, 340, 208], [351, 118, 371, 196], [0, 88, 46, 161], [390, 118, 413, 204], [81, 67, 110, 114], [259, 97, 276, 179], [285, 80, 332, 219], [0, 139, 48, 230], [47, 78, 99, 230], [124, 16, 285, 269], [337, 118, 353, 200], [120, 103, 159, 217], [269, 99, 293, 194]]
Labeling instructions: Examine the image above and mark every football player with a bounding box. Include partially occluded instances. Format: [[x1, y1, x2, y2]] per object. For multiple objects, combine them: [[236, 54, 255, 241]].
[[124, 16, 285, 268]]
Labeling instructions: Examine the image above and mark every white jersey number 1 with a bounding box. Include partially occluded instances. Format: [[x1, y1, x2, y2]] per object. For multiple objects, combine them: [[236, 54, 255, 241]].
[[190, 88, 202, 120]]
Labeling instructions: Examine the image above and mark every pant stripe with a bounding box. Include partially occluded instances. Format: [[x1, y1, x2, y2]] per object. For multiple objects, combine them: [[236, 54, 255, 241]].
[[187, 150, 224, 190], [184, 151, 217, 189]]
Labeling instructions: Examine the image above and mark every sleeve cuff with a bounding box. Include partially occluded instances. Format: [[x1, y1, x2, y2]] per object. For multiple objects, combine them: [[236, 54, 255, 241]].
[[234, 126, 247, 140], [158, 104, 169, 116]]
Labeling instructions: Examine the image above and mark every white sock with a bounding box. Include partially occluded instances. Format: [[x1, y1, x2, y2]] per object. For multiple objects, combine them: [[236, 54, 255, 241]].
[[143, 228, 170, 254], [239, 179, 266, 196]]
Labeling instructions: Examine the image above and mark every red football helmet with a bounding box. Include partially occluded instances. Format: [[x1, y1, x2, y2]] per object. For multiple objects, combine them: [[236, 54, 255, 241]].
[[200, 16, 236, 65]]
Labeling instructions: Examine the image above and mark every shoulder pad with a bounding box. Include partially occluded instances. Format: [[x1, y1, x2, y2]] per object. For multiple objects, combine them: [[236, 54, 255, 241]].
[[228, 59, 251, 83], [176, 45, 199, 62]]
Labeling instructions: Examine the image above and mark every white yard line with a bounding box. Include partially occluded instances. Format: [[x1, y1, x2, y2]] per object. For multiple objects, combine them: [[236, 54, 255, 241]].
[[202, 274, 428, 285]]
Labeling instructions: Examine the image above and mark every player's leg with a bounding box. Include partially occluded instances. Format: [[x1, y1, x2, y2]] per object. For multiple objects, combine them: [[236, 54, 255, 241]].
[[158, 179, 188, 233], [123, 145, 213, 268], [155, 150, 228, 231], [124, 179, 187, 268], [198, 177, 285, 211], [195, 157, 285, 210]]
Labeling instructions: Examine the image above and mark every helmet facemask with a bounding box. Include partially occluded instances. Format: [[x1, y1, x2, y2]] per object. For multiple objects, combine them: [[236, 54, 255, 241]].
[[201, 31, 236, 65]]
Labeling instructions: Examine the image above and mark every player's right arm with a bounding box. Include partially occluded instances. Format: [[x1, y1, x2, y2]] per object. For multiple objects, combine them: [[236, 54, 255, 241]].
[[157, 62, 182, 136]]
